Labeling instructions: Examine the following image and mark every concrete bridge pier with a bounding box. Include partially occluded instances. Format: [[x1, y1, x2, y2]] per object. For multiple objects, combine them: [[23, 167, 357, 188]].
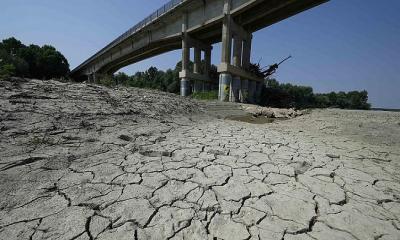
[[240, 79, 249, 103], [248, 80, 257, 104], [87, 74, 92, 83], [230, 35, 242, 102], [219, 73, 232, 102], [87, 73, 97, 84], [180, 14, 191, 97], [181, 78, 191, 97], [218, 0, 232, 102], [180, 13, 213, 97], [230, 77, 241, 102], [217, 0, 263, 103], [240, 35, 252, 103], [255, 81, 263, 104]]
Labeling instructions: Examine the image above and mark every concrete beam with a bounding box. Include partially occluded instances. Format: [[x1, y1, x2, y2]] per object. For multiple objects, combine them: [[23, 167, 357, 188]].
[[242, 34, 252, 70], [193, 47, 201, 74], [186, 35, 212, 51], [221, 11, 232, 64], [179, 70, 210, 82], [218, 63, 263, 82], [230, 18, 251, 42], [232, 35, 242, 67], [240, 79, 249, 103], [205, 48, 212, 74], [230, 76, 241, 102]]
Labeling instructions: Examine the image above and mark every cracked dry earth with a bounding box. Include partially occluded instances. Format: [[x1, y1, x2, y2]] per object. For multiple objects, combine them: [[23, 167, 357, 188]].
[[1, 78, 400, 240]]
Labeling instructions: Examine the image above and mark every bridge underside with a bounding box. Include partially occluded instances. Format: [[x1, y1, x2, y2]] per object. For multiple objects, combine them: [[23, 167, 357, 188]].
[[71, 0, 328, 103]]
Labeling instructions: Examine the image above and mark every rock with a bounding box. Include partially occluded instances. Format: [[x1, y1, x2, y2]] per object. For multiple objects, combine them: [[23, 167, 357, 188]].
[[242, 105, 304, 119], [209, 214, 250, 240], [118, 135, 132, 141], [326, 154, 340, 159]]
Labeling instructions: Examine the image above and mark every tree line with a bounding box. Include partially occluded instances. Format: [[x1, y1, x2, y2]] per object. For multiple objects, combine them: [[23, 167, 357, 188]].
[[0, 37, 70, 80], [102, 64, 370, 110], [101, 61, 219, 95], [261, 78, 370, 110]]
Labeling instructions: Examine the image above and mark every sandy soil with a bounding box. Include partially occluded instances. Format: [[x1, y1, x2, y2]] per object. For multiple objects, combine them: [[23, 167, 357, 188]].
[[0, 78, 399, 240]]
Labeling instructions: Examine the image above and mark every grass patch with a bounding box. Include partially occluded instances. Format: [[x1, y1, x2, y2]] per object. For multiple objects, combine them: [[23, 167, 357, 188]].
[[31, 136, 54, 145], [191, 91, 218, 100]]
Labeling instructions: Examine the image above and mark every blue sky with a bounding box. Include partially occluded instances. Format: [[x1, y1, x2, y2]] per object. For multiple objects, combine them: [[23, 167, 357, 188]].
[[1, 0, 399, 108]]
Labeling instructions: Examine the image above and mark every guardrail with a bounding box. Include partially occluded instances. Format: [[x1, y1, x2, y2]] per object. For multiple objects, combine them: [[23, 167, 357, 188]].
[[73, 0, 184, 72]]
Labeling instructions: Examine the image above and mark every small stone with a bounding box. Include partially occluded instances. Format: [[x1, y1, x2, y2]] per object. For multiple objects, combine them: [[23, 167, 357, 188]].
[[118, 134, 132, 141], [326, 154, 340, 159]]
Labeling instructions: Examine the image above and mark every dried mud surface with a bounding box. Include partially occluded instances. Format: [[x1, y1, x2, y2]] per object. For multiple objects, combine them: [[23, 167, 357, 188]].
[[0, 78, 399, 240]]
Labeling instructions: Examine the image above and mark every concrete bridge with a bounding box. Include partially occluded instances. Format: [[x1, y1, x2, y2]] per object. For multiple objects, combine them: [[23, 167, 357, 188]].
[[70, 0, 328, 103]]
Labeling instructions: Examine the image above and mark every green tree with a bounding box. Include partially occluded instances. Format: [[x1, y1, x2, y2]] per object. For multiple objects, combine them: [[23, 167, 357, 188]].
[[0, 64, 16, 79], [36, 45, 69, 79], [114, 72, 129, 85], [0, 37, 70, 79], [1, 37, 24, 55]]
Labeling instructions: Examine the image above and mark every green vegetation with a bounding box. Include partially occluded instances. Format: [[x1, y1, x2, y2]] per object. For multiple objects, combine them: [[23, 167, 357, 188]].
[[249, 63, 371, 110], [30, 136, 54, 146], [260, 79, 370, 109], [105, 61, 219, 94], [192, 90, 218, 100], [99, 62, 370, 110], [98, 74, 115, 87], [0, 37, 69, 80], [314, 91, 371, 109], [0, 64, 16, 79], [113, 67, 180, 93]]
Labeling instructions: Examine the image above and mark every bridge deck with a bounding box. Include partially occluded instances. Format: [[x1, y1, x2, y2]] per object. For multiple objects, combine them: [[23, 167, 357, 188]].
[[72, 0, 185, 74], [71, 0, 328, 79]]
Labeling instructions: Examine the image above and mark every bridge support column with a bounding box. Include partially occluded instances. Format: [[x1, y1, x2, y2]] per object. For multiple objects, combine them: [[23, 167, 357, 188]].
[[240, 34, 252, 103], [87, 73, 97, 83], [230, 35, 242, 102], [181, 78, 191, 97], [248, 80, 257, 104], [219, 73, 231, 102], [92, 73, 97, 84], [180, 40, 191, 96], [240, 79, 249, 103], [204, 48, 212, 91], [218, 1, 262, 103], [181, 13, 191, 97], [180, 12, 214, 96], [230, 77, 241, 102], [193, 47, 202, 93], [255, 81, 263, 104], [218, 0, 232, 102]]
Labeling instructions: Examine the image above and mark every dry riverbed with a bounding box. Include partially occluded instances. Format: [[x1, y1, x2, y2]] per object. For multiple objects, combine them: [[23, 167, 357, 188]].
[[0, 78, 399, 240]]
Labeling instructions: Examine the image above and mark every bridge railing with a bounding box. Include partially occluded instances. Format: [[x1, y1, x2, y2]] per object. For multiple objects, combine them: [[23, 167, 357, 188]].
[[73, 0, 184, 73]]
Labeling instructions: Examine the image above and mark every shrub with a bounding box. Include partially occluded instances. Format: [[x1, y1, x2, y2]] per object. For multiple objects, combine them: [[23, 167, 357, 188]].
[[192, 90, 218, 100], [0, 64, 16, 80]]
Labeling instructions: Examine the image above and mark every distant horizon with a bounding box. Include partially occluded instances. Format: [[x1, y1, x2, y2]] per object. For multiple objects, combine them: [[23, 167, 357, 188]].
[[1, 0, 399, 108]]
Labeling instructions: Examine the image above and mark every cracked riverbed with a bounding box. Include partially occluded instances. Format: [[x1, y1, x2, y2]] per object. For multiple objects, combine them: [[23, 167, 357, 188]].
[[0, 79, 399, 240]]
